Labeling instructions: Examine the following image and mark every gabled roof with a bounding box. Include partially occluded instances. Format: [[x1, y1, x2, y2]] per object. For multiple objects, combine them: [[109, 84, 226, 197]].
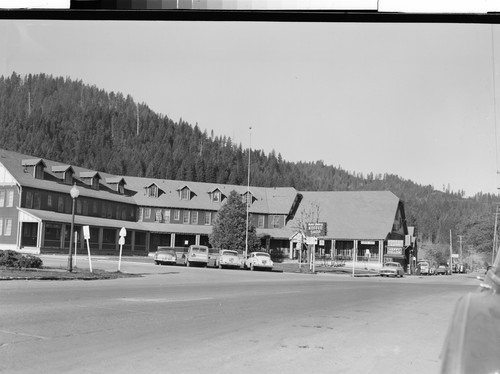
[[21, 158, 46, 167], [80, 171, 101, 179], [51, 165, 74, 173], [286, 191, 401, 240], [105, 177, 126, 185]]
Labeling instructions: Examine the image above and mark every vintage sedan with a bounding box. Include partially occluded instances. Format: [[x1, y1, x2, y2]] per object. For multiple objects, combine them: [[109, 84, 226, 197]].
[[217, 250, 242, 269], [244, 252, 274, 271], [379, 262, 404, 277], [153, 247, 177, 265]]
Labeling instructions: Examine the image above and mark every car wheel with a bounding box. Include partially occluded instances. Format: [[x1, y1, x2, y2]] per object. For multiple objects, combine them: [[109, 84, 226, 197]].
[[155, 261, 160, 265]]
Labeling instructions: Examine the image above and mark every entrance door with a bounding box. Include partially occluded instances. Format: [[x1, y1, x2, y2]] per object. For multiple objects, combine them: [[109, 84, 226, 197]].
[[21, 222, 38, 247]]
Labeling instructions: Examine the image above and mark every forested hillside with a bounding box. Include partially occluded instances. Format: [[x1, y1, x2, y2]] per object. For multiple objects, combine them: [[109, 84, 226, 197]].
[[0, 73, 498, 263]]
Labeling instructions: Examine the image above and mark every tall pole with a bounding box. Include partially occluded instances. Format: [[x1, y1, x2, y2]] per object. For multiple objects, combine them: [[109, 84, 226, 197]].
[[245, 126, 252, 260], [449, 229, 453, 273], [493, 205, 499, 264], [68, 198, 76, 272]]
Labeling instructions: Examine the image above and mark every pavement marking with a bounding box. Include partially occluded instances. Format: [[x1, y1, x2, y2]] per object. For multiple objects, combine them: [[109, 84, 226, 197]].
[[0, 329, 49, 341], [118, 297, 214, 303]]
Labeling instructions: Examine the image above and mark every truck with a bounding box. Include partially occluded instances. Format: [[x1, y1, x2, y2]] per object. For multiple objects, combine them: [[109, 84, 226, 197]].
[[184, 245, 209, 267]]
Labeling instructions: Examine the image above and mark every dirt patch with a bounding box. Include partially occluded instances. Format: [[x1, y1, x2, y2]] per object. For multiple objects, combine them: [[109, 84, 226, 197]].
[[0, 267, 141, 281]]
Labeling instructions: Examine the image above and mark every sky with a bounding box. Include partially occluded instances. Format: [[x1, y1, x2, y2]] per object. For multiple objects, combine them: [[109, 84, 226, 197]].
[[1, 18, 500, 197]]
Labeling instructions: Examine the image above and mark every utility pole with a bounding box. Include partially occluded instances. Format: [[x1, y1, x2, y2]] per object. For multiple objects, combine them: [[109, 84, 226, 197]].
[[458, 235, 463, 264], [136, 102, 140, 136], [449, 230, 453, 272], [493, 204, 499, 264]]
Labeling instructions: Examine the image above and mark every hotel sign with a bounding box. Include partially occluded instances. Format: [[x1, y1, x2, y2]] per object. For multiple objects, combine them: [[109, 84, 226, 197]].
[[306, 222, 327, 237]]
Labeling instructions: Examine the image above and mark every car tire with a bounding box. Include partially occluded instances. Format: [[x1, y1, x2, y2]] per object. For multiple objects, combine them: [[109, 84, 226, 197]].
[[155, 261, 160, 265]]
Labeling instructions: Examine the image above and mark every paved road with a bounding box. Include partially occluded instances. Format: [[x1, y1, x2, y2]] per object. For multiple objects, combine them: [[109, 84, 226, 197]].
[[0, 256, 480, 374]]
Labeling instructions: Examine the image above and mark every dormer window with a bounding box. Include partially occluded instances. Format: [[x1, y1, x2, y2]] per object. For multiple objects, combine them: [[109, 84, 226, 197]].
[[145, 183, 160, 198], [105, 177, 126, 195], [51, 165, 74, 185], [80, 171, 101, 191], [21, 159, 46, 180], [177, 185, 194, 201], [242, 191, 254, 205], [209, 188, 224, 203]]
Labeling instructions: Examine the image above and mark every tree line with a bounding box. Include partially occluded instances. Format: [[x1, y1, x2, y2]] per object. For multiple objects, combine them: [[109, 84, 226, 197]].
[[1, 72, 498, 264]]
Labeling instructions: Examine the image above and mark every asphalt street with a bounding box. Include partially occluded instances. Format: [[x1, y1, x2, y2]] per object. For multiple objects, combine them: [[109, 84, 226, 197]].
[[0, 256, 480, 374]]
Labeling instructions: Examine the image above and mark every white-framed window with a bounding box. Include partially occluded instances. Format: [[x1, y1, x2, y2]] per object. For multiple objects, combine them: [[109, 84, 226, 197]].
[[212, 190, 221, 202], [191, 211, 198, 224], [138, 207, 144, 221], [4, 218, 12, 236], [147, 185, 158, 198], [145, 208, 151, 219], [183, 211, 190, 224], [0, 190, 4, 207], [181, 188, 190, 200], [258, 215, 265, 228], [174, 210, 180, 221], [163, 209, 171, 223], [205, 212, 211, 225], [0, 218, 3, 235], [47, 194, 53, 208], [6, 190, 14, 207], [155, 209, 162, 222]]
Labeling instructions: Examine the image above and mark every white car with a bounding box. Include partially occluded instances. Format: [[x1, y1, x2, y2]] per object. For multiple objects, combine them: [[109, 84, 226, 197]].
[[244, 252, 273, 271], [217, 250, 242, 269], [153, 248, 177, 265]]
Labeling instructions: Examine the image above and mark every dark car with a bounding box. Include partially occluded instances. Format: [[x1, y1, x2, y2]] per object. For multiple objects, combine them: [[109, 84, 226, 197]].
[[440, 250, 500, 373], [436, 264, 451, 275]]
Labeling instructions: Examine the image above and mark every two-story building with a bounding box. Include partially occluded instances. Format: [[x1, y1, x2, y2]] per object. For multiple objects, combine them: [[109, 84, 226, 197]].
[[0, 149, 301, 256]]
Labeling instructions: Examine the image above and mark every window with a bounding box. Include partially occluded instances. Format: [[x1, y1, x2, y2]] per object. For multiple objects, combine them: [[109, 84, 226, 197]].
[[64, 172, 73, 185], [34, 192, 41, 209], [0, 190, 4, 207], [0, 218, 2, 235], [57, 196, 64, 212], [212, 190, 221, 202], [191, 211, 198, 224], [47, 194, 53, 208], [145, 208, 151, 219], [6, 190, 14, 207], [181, 188, 190, 200], [77, 200, 82, 214], [83, 200, 89, 215], [183, 211, 190, 224], [258, 215, 265, 228], [26, 191, 33, 208], [174, 210, 180, 221], [155, 209, 162, 222], [204, 212, 211, 225], [163, 209, 171, 223], [147, 185, 158, 198], [35, 165, 44, 179], [271, 215, 281, 228], [92, 178, 99, 190], [4, 218, 12, 236], [242, 192, 252, 205], [138, 207, 144, 221]]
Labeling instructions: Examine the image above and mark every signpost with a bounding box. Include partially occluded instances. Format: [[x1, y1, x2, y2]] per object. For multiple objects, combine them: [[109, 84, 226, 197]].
[[305, 223, 327, 273], [73, 231, 78, 267], [83, 225, 92, 273], [118, 227, 126, 272]]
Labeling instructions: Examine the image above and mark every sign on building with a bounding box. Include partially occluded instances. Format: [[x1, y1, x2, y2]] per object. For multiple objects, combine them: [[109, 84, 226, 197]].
[[306, 222, 327, 237]]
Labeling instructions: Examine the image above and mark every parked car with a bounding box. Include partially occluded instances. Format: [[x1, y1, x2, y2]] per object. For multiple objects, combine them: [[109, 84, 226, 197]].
[[436, 264, 451, 275], [379, 262, 405, 277], [244, 252, 274, 271], [417, 261, 431, 275], [153, 247, 177, 265], [184, 245, 209, 267], [217, 250, 242, 269]]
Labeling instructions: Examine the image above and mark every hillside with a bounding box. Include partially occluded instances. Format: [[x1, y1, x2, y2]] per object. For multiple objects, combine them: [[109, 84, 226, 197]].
[[0, 72, 498, 262]]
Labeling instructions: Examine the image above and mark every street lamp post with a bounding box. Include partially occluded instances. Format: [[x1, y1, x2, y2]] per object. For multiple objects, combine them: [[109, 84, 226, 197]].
[[245, 126, 252, 260], [67, 183, 80, 272]]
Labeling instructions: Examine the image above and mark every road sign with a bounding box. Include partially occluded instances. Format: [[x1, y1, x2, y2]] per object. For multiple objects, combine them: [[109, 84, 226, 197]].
[[119, 227, 127, 237], [83, 225, 90, 240], [306, 222, 327, 237], [118, 236, 125, 246]]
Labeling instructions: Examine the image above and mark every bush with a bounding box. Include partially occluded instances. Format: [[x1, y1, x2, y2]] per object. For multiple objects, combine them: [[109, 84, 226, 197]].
[[0, 250, 43, 269]]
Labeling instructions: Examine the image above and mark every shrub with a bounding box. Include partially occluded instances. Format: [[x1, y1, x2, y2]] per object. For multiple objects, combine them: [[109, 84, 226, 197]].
[[0, 250, 43, 269]]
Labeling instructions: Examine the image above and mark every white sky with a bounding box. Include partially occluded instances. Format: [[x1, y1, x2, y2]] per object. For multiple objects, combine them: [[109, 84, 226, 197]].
[[1, 19, 499, 197]]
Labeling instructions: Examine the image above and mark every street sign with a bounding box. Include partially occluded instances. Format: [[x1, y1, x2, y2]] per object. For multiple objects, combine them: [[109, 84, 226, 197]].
[[119, 227, 127, 237], [118, 236, 125, 246], [305, 236, 317, 245], [306, 222, 327, 237], [83, 225, 90, 240]]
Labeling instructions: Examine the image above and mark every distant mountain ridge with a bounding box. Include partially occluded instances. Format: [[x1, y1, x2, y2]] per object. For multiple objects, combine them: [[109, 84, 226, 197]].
[[0, 72, 498, 254]]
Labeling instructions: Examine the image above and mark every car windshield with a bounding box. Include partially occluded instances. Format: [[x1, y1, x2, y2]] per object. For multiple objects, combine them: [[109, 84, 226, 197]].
[[256, 253, 270, 258], [385, 263, 398, 267], [158, 249, 175, 255]]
